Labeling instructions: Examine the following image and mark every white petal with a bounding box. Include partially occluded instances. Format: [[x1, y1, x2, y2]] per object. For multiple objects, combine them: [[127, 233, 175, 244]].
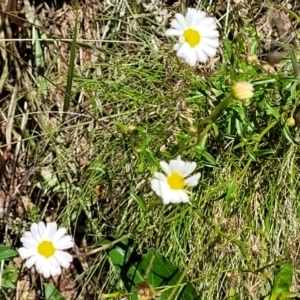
[[21, 233, 38, 248], [153, 172, 166, 181], [50, 264, 62, 277], [202, 38, 219, 48], [200, 43, 217, 58], [179, 36, 185, 44], [198, 17, 216, 31], [55, 236, 74, 250], [151, 178, 160, 191], [173, 43, 180, 51], [151, 180, 169, 196], [25, 255, 39, 269], [52, 228, 67, 243], [35, 255, 45, 272], [170, 19, 184, 31], [169, 189, 189, 204], [185, 50, 197, 67], [30, 223, 42, 242], [38, 259, 52, 278], [153, 180, 172, 203], [54, 251, 73, 267], [195, 47, 208, 63], [18, 247, 36, 259], [46, 222, 57, 239], [165, 28, 182, 37], [177, 43, 189, 58], [162, 197, 171, 205], [160, 161, 171, 175], [177, 190, 190, 203], [185, 173, 201, 187], [182, 162, 197, 177], [201, 30, 219, 38], [195, 10, 206, 23], [169, 157, 185, 174], [48, 256, 60, 268], [186, 8, 195, 27], [168, 190, 182, 203], [174, 13, 187, 29], [38, 222, 46, 239]]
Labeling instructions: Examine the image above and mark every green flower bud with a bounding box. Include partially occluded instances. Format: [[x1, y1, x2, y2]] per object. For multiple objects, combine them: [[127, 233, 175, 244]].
[[127, 125, 138, 136], [188, 126, 198, 136]]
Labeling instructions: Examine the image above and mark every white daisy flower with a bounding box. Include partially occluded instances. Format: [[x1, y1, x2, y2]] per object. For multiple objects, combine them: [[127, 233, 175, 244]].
[[151, 156, 201, 204], [18, 222, 74, 278], [165, 8, 219, 66]]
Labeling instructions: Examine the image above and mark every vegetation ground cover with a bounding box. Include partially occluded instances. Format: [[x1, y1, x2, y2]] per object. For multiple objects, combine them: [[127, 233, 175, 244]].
[[1, 0, 300, 299]]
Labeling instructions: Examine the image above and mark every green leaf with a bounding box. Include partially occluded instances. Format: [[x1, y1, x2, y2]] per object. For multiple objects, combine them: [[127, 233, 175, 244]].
[[282, 125, 300, 145], [1, 265, 18, 288], [212, 123, 219, 137], [106, 238, 133, 270], [108, 243, 199, 300], [44, 284, 66, 300], [278, 291, 299, 299], [225, 182, 237, 202], [0, 245, 18, 261], [143, 149, 158, 166], [270, 261, 293, 300], [228, 287, 239, 300], [130, 192, 147, 212], [252, 149, 276, 157], [200, 151, 217, 166]]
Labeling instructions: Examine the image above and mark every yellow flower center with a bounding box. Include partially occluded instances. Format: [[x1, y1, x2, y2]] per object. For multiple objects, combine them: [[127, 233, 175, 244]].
[[183, 28, 201, 47], [167, 173, 185, 190], [37, 241, 55, 258]]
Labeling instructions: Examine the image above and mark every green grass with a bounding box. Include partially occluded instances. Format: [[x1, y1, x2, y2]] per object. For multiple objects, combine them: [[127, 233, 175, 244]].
[[1, 0, 300, 299]]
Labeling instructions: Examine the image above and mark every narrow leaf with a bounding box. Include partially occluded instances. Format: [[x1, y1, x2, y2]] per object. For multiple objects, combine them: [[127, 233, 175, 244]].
[[63, 0, 79, 116]]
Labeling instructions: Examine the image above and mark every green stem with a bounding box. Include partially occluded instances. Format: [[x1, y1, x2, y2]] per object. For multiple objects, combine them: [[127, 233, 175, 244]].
[[143, 206, 165, 281], [238, 119, 278, 183], [174, 95, 231, 157]]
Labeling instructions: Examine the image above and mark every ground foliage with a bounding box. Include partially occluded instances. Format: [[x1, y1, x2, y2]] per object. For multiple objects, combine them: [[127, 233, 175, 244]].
[[1, 0, 300, 299]]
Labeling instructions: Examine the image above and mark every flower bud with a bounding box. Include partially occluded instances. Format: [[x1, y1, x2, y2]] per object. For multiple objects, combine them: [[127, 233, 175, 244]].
[[188, 126, 198, 136], [231, 81, 254, 101], [286, 117, 295, 127], [136, 282, 155, 300], [247, 54, 259, 65], [127, 125, 138, 136]]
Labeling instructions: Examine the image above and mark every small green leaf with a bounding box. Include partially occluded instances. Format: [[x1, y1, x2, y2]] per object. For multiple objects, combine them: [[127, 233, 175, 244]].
[[246, 146, 256, 160], [1, 265, 18, 288], [0, 245, 18, 261], [228, 287, 239, 300], [278, 291, 299, 299], [130, 192, 147, 212], [270, 261, 293, 300], [226, 182, 237, 202], [200, 151, 217, 166], [252, 149, 276, 157], [144, 149, 158, 166], [44, 284, 66, 300], [212, 123, 219, 137]]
